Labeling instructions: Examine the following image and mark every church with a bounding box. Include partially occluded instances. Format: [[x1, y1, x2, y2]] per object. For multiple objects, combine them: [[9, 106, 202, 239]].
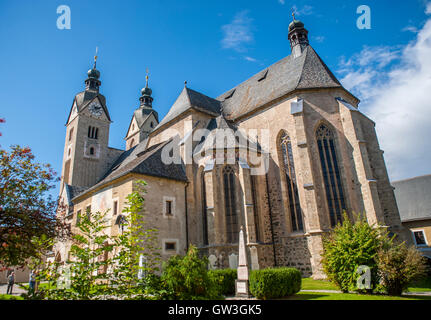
[[55, 18, 408, 278]]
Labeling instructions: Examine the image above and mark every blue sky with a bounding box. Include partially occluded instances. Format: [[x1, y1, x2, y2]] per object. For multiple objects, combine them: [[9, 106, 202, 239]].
[[1, 0, 431, 195]]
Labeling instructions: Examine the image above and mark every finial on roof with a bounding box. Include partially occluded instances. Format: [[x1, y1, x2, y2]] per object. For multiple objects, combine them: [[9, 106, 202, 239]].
[[184, 80, 187, 88], [85, 47, 101, 91], [93, 46, 98, 69], [291, 7, 295, 21], [145, 68, 149, 88]]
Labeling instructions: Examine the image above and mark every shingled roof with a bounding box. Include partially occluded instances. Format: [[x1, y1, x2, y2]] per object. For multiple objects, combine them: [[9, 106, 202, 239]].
[[71, 139, 187, 201], [193, 115, 261, 155], [64, 184, 87, 205], [393, 174, 431, 222], [217, 45, 342, 120], [155, 87, 222, 130]]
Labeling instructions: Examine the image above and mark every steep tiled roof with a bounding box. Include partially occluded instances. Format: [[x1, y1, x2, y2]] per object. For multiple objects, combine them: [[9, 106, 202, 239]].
[[155, 87, 221, 130], [134, 106, 158, 128], [217, 46, 342, 120], [392, 174, 431, 222], [64, 184, 87, 205], [193, 115, 261, 155], [71, 139, 187, 201]]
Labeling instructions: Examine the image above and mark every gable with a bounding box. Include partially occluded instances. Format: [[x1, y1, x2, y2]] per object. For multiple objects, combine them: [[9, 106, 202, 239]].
[[66, 91, 111, 125], [80, 96, 110, 122], [125, 115, 140, 139]]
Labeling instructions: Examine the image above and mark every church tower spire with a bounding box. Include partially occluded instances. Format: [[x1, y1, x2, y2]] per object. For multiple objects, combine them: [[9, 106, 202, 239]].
[[85, 48, 101, 92], [288, 11, 309, 58], [125, 70, 159, 150], [139, 70, 154, 107]]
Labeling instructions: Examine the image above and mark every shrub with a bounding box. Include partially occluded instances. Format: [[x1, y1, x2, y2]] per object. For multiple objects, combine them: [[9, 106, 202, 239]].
[[208, 269, 237, 296], [161, 245, 221, 300], [376, 242, 427, 296], [249, 267, 301, 299], [321, 212, 384, 293]]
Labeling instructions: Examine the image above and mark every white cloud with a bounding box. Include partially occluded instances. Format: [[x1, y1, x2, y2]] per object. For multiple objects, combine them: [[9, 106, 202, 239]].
[[244, 56, 257, 62], [402, 25, 419, 33], [337, 10, 431, 180], [426, 2, 431, 14], [312, 35, 325, 43], [278, 0, 285, 4], [221, 10, 254, 52], [292, 5, 314, 16]]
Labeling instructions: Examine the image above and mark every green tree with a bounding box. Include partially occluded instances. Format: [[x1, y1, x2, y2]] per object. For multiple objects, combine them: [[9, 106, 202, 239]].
[[109, 180, 161, 299], [35, 180, 161, 300], [37, 209, 113, 300], [0, 145, 67, 267], [321, 212, 387, 293]]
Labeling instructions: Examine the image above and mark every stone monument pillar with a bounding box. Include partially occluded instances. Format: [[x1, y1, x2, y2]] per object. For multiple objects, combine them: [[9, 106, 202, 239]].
[[235, 226, 250, 298]]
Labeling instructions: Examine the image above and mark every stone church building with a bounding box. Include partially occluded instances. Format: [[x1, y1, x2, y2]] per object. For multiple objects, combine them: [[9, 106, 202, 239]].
[[55, 19, 408, 277]]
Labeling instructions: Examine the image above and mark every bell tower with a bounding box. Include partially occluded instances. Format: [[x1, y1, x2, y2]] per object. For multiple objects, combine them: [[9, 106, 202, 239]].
[[60, 51, 112, 191], [287, 12, 309, 58], [125, 71, 159, 150]]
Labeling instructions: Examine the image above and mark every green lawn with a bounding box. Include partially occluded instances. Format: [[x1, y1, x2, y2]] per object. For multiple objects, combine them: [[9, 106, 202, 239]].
[[285, 291, 431, 300], [407, 277, 431, 292], [0, 294, 24, 300], [301, 278, 339, 291], [301, 277, 431, 293], [297, 277, 431, 300]]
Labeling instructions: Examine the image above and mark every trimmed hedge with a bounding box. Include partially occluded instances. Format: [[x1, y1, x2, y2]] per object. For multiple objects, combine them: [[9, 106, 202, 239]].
[[208, 269, 237, 296], [249, 267, 301, 299]]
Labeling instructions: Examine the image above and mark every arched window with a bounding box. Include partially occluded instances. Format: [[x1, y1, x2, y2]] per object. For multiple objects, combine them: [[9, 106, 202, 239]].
[[223, 166, 238, 243], [279, 132, 303, 231], [201, 170, 208, 245], [316, 124, 347, 227], [89, 147, 94, 155]]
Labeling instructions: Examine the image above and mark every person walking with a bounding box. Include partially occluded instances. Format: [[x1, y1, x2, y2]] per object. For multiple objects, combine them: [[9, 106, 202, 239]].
[[29, 270, 36, 293], [6, 271, 15, 295]]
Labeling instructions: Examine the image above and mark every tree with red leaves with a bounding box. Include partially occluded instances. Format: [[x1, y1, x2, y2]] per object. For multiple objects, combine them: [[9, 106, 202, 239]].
[[0, 145, 68, 267]]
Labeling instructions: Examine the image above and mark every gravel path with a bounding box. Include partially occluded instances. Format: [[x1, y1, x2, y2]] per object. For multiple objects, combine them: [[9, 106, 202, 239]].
[[0, 283, 27, 296]]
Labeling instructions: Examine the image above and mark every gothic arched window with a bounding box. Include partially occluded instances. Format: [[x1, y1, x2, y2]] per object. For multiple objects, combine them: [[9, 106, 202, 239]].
[[201, 170, 209, 245], [279, 132, 303, 232], [316, 124, 347, 227], [223, 166, 238, 243]]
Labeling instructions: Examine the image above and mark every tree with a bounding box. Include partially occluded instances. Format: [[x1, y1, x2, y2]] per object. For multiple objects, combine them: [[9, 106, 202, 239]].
[[377, 242, 427, 296], [109, 180, 161, 299], [0, 145, 68, 267], [321, 212, 386, 293], [35, 180, 161, 300]]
